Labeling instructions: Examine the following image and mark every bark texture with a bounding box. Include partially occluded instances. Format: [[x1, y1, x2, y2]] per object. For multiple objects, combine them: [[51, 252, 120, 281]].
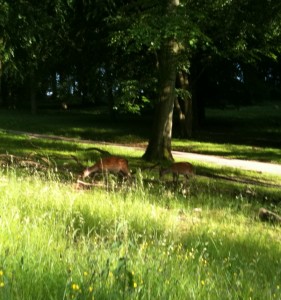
[[143, 40, 177, 161], [143, 0, 179, 161]]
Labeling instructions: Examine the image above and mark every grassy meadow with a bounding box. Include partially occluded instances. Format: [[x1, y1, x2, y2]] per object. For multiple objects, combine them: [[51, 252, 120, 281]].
[[0, 104, 280, 299]]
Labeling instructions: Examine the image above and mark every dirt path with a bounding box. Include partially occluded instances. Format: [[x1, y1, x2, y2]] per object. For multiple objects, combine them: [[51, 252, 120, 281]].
[[5, 129, 281, 176], [172, 151, 281, 176]]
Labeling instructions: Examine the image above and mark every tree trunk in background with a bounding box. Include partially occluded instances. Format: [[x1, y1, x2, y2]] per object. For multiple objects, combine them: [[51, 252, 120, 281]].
[[174, 70, 193, 138], [0, 60, 2, 106], [30, 70, 37, 114], [242, 63, 266, 104], [106, 66, 116, 121], [189, 57, 207, 131], [52, 71, 58, 100], [191, 81, 205, 130]]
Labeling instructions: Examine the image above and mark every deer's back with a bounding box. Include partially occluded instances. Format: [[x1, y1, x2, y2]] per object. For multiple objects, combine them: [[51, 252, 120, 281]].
[[170, 162, 194, 175], [83, 156, 130, 178], [160, 162, 194, 177], [96, 157, 129, 173]]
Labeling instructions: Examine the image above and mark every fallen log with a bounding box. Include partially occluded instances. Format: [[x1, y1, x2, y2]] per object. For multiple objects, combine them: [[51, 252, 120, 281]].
[[75, 179, 115, 190], [76, 179, 98, 187], [258, 207, 281, 224]]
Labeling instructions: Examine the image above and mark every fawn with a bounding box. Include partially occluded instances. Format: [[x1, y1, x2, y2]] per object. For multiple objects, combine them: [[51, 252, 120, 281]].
[[82, 156, 130, 180], [159, 162, 194, 182]]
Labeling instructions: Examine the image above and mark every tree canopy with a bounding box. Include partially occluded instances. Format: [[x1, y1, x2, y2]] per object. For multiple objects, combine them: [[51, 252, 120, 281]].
[[1, 0, 281, 160]]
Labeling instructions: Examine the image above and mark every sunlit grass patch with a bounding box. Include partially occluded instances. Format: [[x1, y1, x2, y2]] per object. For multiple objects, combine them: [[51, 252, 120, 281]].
[[0, 167, 280, 299], [0, 102, 280, 299]]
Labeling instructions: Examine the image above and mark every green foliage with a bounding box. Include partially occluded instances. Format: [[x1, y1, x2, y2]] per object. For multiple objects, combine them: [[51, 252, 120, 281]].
[[0, 168, 280, 299], [1, 0, 280, 122], [109, 0, 281, 65], [2, 1, 58, 78], [0, 105, 280, 298], [114, 80, 151, 115]]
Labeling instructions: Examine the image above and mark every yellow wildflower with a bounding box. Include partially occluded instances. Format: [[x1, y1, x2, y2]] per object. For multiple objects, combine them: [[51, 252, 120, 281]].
[[72, 283, 79, 291]]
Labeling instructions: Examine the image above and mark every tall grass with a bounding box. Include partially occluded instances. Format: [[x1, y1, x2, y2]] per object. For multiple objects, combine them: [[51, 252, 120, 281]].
[[0, 167, 280, 299]]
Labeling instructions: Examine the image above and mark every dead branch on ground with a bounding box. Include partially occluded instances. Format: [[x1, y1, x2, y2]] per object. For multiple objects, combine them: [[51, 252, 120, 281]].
[[258, 207, 281, 225], [85, 147, 111, 156]]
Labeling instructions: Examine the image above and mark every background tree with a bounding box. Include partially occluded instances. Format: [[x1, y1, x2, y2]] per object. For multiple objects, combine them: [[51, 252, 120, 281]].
[[0, 0, 69, 112], [189, 0, 281, 129], [110, 0, 281, 160], [0, 0, 281, 161]]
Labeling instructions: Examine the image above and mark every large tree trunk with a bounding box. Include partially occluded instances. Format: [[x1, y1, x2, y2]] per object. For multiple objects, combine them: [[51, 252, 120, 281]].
[[143, 41, 177, 161], [143, 0, 179, 161]]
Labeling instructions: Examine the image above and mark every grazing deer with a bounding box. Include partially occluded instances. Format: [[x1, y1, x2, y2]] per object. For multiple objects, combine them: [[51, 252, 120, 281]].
[[82, 156, 130, 180], [159, 162, 194, 183]]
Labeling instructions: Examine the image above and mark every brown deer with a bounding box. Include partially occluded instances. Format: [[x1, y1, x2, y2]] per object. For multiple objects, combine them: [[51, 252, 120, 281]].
[[82, 156, 130, 180], [159, 162, 195, 183]]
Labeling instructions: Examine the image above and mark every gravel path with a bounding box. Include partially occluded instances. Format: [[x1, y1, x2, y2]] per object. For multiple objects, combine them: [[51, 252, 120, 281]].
[[5, 130, 281, 176], [172, 151, 281, 176]]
